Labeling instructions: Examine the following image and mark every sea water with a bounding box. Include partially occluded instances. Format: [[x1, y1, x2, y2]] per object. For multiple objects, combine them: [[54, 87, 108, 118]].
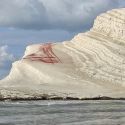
[[0, 100, 125, 125]]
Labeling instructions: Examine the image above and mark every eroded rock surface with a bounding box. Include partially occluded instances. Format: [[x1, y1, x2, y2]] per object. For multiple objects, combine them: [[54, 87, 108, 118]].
[[1, 8, 125, 99]]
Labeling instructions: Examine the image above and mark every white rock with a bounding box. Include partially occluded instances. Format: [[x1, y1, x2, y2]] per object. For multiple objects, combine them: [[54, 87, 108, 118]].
[[1, 8, 125, 99]]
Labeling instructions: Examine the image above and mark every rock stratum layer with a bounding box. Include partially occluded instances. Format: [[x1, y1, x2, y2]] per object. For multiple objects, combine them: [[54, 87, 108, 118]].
[[1, 8, 125, 99]]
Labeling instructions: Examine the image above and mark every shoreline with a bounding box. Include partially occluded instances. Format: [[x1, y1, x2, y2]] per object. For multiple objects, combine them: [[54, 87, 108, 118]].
[[1, 96, 125, 101]]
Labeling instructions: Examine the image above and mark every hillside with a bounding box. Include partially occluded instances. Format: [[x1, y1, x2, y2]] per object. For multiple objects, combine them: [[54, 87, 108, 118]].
[[1, 8, 125, 99]]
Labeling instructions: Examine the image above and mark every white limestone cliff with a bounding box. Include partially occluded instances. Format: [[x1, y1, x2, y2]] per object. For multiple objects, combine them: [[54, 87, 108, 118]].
[[1, 8, 125, 99]]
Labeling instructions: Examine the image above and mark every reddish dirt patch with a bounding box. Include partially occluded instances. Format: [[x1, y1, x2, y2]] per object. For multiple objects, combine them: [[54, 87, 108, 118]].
[[23, 43, 61, 64]]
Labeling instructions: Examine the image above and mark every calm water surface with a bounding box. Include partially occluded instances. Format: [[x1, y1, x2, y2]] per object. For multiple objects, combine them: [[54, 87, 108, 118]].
[[0, 100, 125, 125]]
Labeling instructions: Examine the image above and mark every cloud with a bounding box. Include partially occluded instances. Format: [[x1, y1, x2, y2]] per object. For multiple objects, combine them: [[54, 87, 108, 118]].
[[0, 0, 123, 32], [0, 45, 15, 68]]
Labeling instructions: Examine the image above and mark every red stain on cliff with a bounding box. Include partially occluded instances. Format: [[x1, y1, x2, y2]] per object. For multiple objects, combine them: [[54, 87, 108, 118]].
[[23, 43, 61, 64]]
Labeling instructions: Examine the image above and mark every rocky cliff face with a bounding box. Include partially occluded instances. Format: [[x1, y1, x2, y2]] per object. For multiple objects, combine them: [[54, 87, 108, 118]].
[[92, 8, 125, 40], [1, 8, 125, 99]]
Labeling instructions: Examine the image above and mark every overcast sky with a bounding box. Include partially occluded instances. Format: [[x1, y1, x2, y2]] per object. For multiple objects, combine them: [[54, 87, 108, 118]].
[[0, 0, 125, 79]]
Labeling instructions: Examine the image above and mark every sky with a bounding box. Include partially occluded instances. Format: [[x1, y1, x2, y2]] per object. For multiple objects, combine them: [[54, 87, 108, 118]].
[[0, 0, 125, 79]]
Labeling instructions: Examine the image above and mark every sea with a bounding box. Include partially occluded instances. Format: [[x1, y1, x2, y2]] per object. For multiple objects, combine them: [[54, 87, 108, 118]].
[[0, 100, 125, 125]]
